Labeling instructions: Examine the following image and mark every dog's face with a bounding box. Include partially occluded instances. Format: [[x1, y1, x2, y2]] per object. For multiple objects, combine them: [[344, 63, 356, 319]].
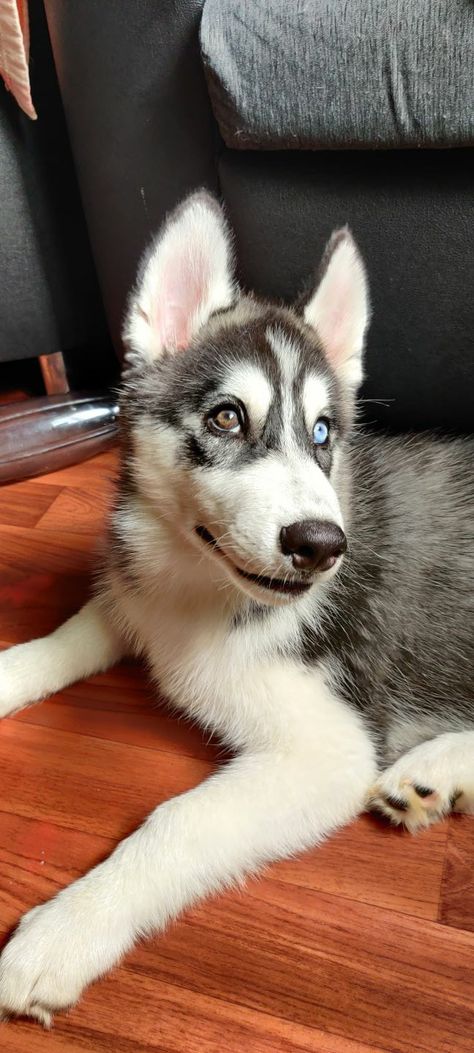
[[122, 192, 370, 606]]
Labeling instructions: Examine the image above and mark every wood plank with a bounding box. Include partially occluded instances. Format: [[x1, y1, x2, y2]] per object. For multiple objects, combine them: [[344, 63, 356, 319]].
[[2, 685, 449, 920], [439, 816, 474, 932], [35, 485, 114, 534], [0, 974, 385, 1053], [78, 972, 386, 1053], [0, 812, 112, 931], [0, 525, 98, 575], [0, 720, 214, 841], [0, 806, 469, 1053], [275, 812, 447, 921], [14, 663, 221, 762], [36, 449, 118, 488], [128, 878, 474, 1053], [0, 525, 97, 645], [0, 811, 430, 1053], [0, 482, 62, 527], [0, 575, 89, 647], [0, 453, 112, 645], [0, 815, 382, 1053]]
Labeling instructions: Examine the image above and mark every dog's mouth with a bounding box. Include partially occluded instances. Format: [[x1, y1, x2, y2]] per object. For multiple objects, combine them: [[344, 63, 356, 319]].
[[195, 526, 312, 597]]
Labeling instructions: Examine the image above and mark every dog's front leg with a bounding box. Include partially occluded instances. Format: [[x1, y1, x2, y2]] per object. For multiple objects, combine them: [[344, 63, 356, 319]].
[[0, 599, 124, 718], [0, 684, 375, 1025]]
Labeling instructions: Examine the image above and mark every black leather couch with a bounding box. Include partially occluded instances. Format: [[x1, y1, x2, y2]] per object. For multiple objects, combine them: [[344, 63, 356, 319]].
[[43, 0, 473, 433]]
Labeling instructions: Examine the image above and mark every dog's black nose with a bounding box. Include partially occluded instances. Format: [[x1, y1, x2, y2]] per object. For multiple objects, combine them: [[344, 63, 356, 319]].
[[280, 520, 347, 572]]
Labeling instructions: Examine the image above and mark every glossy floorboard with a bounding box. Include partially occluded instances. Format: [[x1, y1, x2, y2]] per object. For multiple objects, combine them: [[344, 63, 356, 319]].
[[0, 450, 473, 1052]]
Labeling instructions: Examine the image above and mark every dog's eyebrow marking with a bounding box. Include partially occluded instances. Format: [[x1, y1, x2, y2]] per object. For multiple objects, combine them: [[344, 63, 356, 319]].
[[221, 362, 273, 429], [302, 374, 330, 433]]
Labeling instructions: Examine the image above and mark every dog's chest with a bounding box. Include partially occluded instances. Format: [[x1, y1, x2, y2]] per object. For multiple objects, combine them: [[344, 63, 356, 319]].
[[118, 586, 259, 708], [114, 581, 306, 743]]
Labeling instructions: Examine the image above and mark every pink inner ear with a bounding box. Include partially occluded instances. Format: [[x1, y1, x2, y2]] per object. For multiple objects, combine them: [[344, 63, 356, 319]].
[[308, 245, 366, 369], [321, 275, 355, 366], [154, 251, 210, 351]]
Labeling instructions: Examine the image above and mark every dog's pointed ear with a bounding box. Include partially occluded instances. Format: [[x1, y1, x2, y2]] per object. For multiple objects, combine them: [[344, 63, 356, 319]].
[[123, 191, 237, 364], [303, 228, 370, 389]]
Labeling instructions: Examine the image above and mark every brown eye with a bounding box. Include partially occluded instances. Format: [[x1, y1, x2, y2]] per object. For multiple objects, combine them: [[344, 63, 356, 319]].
[[207, 404, 243, 436]]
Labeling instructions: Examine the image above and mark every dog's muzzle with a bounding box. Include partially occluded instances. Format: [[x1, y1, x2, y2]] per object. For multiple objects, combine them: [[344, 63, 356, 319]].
[[195, 526, 312, 596]]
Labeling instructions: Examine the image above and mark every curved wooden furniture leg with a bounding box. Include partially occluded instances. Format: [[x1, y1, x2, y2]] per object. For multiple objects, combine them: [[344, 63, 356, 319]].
[[39, 352, 70, 396]]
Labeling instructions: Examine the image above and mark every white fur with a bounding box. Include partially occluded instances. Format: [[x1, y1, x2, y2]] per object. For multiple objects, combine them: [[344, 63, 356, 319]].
[[266, 327, 300, 457], [304, 228, 369, 388], [302, 373, 331, 433], [222, 361, 273, 430], [124, 192, 236, 362]]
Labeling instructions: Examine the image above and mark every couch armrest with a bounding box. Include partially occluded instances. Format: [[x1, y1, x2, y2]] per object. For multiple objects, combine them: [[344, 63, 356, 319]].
[[44, 0, 219, 352]]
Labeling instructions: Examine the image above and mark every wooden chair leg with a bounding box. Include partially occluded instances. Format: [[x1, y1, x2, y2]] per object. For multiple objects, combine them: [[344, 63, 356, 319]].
[[39, 352, 70, 395]]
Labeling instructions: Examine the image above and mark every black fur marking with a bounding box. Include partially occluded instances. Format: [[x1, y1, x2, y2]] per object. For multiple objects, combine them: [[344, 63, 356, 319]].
[[231, 602, 271, 629], [413, 785, 435, 799], [383, 795, 409, 813], [235, 565, 311, 595], [184, 434, 212, 468], [259, 396, 284, 452]]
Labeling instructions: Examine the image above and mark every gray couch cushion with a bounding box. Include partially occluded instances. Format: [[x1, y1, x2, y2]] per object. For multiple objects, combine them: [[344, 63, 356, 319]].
[[201, 0, 474, 150]]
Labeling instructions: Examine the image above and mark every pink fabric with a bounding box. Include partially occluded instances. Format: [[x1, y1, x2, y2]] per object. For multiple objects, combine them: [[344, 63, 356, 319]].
[[0, 0, 36, 120]]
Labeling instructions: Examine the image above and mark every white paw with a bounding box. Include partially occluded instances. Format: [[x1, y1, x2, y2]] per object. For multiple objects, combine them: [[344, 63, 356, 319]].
[[0, 885, 123, 1026], [368, 734, 474, 833], [0, 646, 32, 718]]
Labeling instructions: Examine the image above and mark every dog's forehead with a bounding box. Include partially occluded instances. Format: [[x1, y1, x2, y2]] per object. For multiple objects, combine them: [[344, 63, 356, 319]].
[[214, 317, 332, 418], [201, 302, 326, 373]]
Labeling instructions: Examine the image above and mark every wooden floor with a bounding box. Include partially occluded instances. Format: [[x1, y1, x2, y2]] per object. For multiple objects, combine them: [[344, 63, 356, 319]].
[[0, 450, 473, 1053]]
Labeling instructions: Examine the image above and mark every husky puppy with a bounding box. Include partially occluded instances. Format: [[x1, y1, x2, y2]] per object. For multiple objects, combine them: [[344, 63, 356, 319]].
[[0, 191, 473, 1025]]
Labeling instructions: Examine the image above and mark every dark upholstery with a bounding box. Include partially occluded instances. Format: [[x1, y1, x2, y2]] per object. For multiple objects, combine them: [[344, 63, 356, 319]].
[[44, 0, 218, 351], [201, 0, 474, 150], [43, 0, 473, 432], [0, 2, 106, 363], [219, 149, 474, 433]]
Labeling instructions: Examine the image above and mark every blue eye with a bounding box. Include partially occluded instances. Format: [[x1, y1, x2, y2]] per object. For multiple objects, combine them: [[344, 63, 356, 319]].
[[313, 418, 330, 446]]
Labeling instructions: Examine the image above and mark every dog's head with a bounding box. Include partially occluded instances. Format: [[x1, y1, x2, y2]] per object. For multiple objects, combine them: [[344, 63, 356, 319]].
[[121, 191, 370, 606]]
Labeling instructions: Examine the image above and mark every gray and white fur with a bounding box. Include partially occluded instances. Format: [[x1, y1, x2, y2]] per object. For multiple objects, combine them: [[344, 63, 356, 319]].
[[1, 191, 473, 1025]]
